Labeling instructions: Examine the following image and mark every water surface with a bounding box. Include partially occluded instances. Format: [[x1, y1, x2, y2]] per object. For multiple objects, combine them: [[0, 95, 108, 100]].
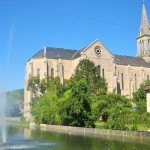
[[1, 126, 150, 150]]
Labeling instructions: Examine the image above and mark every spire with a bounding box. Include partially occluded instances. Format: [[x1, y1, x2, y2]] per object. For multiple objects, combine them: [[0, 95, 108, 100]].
[[139, 0, 150, 36]]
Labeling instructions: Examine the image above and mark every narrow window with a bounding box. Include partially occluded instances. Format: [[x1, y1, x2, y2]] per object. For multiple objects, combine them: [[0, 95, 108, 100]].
[[135, 74, 137, 91], [142, 41, 144, 52], [51, 68, 54, 78], [102, 69, 104, 78], [49, 68, 51, 77], [140, 41, 144, 53], [37, 68, 40, 77], [140, 41, 142, 53], [118, 71, 119, 78], [121, 73, 124, 90], [147, 75, 149, 80], [149, 40, 150, 50], [98, 65, 101, 76], [47, 64, 49, 76]]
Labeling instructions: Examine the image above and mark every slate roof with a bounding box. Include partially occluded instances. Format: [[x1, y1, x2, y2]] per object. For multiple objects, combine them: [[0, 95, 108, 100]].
[[72, 47, 87, 59], [29, 46, 150, 68], [29, 47, 78, 61], [114, 55, 150, 68]]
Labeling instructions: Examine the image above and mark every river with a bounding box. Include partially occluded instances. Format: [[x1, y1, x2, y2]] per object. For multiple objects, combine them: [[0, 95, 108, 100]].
[[1, 126, 150, 150]]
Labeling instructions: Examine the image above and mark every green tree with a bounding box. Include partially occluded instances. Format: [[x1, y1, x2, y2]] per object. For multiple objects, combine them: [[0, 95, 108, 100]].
[[30, 77, 62, 124], [133, 80, 150, 129], [72, 59, 107, 95], [95, 92, 133, 130], [133, 79, 150, 103], [40, 76, 64, 97], [27, 76, 40, 95], [59, 79, 95, 128]]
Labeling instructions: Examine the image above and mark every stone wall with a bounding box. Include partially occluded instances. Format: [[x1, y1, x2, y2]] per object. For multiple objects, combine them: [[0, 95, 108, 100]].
[[29, 123, 150, 138]]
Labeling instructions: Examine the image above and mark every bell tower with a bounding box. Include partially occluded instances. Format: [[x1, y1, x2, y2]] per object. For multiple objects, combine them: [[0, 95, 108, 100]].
[[137, 0, 150, 62]]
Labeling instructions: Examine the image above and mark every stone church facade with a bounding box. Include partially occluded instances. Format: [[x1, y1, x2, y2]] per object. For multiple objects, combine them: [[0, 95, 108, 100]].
[[24, 2, 150, 119]]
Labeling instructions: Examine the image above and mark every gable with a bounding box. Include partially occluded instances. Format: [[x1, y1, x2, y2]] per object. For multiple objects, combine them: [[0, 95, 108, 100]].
[[81, 39, 113, 59]]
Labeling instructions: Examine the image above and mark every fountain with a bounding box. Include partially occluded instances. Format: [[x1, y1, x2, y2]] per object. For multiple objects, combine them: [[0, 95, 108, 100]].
[[0, 92, 7, 144], [0, 92, 58, 149]]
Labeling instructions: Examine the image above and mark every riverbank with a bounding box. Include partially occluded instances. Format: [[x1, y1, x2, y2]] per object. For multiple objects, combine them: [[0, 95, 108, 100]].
[[7, 118, 150, 140], [29, 122, 150, 139]]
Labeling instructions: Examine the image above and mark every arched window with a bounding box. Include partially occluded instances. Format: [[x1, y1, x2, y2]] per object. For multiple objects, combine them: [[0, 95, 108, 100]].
[[98, 65, 101, 76], [37, 68, 40, 77], [135, 74, 137, 91], [51, 68, 54, 78], [102, 69, 104, 78], [121, 73, 124, 90]]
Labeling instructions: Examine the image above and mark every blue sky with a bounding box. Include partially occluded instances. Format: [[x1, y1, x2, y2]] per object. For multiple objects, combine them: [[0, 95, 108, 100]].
[[0, 0, 149, 91]]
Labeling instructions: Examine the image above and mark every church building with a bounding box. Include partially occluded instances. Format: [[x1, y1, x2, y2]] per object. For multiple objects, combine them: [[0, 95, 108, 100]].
[[24, 2, 150, 119]]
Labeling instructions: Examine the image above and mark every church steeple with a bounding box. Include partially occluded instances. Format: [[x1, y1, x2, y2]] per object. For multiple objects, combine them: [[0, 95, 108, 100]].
[[139, 0, 150, 36], [137, 0, 150, 61]]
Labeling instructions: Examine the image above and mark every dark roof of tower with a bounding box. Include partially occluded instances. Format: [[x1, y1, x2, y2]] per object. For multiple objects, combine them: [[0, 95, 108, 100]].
[[29, 47, 78, 61], [114, 55, 150, 68]]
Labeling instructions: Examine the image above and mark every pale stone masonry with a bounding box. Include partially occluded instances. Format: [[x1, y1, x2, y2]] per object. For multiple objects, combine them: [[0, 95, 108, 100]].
[[24, 2, 150, 119], [145, 86, 150, 112]]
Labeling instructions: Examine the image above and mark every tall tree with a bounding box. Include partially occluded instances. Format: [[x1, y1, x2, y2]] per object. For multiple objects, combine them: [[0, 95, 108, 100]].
[[133, 80, 150, 128], [72, 59, 107, 95], [95, 93, 133, 130], [59, 79, 95, 128], [30, 77, 62, 124]]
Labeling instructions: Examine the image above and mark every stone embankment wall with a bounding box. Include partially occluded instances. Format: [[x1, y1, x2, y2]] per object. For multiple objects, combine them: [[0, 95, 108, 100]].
[[30, 123, 150, 138]]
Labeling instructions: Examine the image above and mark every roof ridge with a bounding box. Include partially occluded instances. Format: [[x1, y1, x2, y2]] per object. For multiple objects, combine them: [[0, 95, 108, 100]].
[[46, 46, 77, 51], [114, 54, 137, 58]]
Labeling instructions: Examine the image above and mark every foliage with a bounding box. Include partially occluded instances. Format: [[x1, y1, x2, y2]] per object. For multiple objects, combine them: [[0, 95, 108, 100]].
[[30, 77, 61, 125], [59, 79, 95, 128], [27, 76, 40, 94], [132, 80, 150, 129], [72, 59, 107, 95], [133, 79, 150, 103], [93, 92, 134, 130]]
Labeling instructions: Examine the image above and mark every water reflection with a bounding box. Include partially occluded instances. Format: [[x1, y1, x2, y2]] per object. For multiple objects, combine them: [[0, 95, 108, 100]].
[[3, 126, 150, 150]]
